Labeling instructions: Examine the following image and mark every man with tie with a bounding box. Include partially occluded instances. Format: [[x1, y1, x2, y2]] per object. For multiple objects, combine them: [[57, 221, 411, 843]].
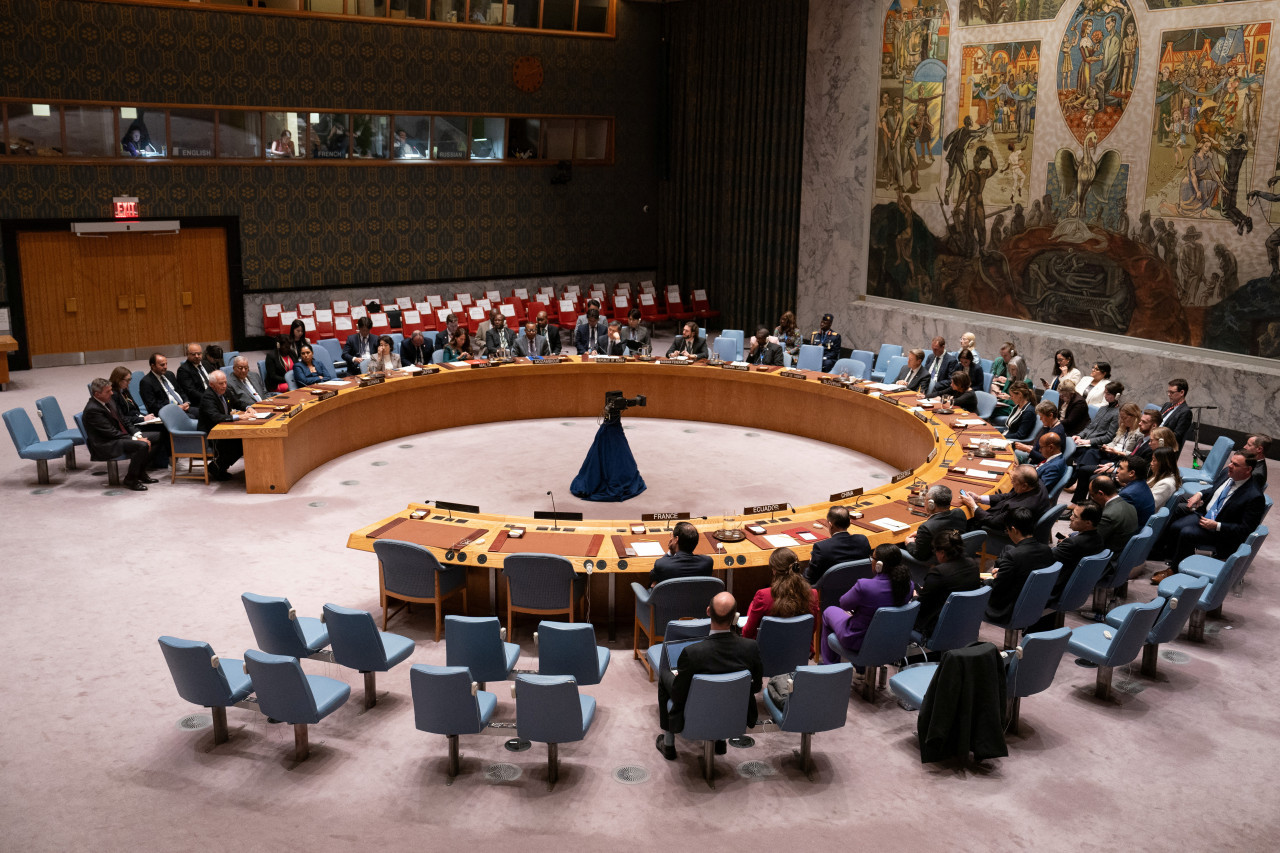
[[176, 343, 213, 405], [535, 310, 562, 355], [139, 353, 197, 417], [745, 327, 784, 366], [513, 320, 551, 358], [226, 356, 269, 410], [810, 313, 842, 373], [1159, 378, 1193, 448], [485, 312, 515, 356], [343, 316, 377, 374], [895, 348, 929, 392], [923, 336, 958, 397], [621, 308, 651, 354], [665, 320, 708, 358], [803, 505, 872, 583], [599, 320, 628, 356], [399, 330, 435, 367], [1154, 452, 1265, 579], [82, 377, 156, 491], [197, 370, 246, 481], [574, 307, 608, 355]]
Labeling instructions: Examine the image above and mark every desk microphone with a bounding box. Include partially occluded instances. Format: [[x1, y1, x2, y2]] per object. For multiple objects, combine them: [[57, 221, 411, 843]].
[[547, 490, 560, 531]]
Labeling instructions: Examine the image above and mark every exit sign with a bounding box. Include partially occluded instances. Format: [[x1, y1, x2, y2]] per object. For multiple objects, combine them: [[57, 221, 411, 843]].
[[113, 196, 139, 219]]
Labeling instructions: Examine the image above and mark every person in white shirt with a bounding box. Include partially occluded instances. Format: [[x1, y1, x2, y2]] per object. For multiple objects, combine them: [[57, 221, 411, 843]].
[[1075, 360, 1113, 408]]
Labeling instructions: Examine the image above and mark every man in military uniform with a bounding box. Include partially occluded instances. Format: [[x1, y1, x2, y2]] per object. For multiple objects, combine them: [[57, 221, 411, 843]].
[[809, 313, 842, 373]]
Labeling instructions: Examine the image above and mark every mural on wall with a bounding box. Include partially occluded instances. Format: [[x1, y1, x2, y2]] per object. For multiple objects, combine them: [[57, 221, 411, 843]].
[[954, 40, 1041, 213], [1147, 0, 1267, 8], [958, 0, 1067, 26], [1057, 0, 1141, 144], [1147, 23, 1270, 230], [875, 0, 950, 201]]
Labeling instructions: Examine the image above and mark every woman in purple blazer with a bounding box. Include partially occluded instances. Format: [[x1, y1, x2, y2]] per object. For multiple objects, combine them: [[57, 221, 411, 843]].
[[821, 543, 914, 664]]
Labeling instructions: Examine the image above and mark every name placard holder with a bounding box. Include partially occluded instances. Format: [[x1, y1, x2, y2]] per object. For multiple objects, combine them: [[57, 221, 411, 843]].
[[891, 469, 914, 484], [829, 487, 863, 502]]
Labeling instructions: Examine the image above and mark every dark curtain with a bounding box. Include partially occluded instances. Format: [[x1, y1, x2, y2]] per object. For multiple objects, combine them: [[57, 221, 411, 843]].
[[658, 0, 808, 332]]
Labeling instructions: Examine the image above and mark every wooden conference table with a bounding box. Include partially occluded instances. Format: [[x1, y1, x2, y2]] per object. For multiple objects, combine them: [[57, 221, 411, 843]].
[[215, 355, 1017, 634]]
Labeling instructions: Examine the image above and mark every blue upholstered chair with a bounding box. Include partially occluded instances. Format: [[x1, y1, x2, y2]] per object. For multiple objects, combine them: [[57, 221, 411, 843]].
[[322, 603, 415, 709], [501, 553, 586, 641], [1041, 389, 1059, 408], [1066, 598, 1163, 700], [1092, 527, 1155, 614], [5, 408, 75, 485], [1046, 465, 1075, 503], [34, 396, 83, 469], [757, 614, 815, 678], [1106, 574, 1208, 677], [826, 600, 920, 702], [871, 344, 903, 382], [315, 338, 348, 377], [973, 390, 997, 420], [1180, 435, 1234, 485], [373, 539, 468, 641], [241, 592, 331, 660], [914, 586, 991, 653], [535, 621, 610, 685], [445, 615, 519, 688], [812, 558, 872, 611], [1049, 549, 1112, 629], [879, 354, 908, 385], [762, 663, 852, 780], [1004, 627, 1072, 734], [717, 329, 743, 360], [157, 636, 254, 745], [1158, 535, 1262, 641], [679, 670, 753, 788], [72, 410, 127, 485], [243, 649, 351, 761], [129, 370, 148, 414], [410, 664, 497, 780], [514, 674, 596, 790], [797, 344, 823, 372], [713, 336, 737, 362], [632, 576, 724, 680], [986, 562, 1061, 649], [222, 350, 240, 367], [831, 357, 870, 380], [159, 403, 211, 484], [644, 618, 711, 676]]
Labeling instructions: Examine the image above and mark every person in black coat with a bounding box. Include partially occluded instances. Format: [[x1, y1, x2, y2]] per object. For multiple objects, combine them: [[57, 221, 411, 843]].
[[1158, 378, 1193, 449], [804, 505, 873, 583], [914, 529, 981, 638], [534, 310, 562, 355], [650, 522, 714, 586], [1001, 384, 1037, 441], [82, 378, 155, 491], [343, 317, 378, 374], [904, 485, 968, 565], [1245, 434, 1270, 491], [942, 370, 978, 413], [666, 321, 708, 358], [956, 348, 984, 393], [197, 371, 247, 481], [1160, 452, 1266, 572], [656, 591, 763, 760], [176, 343, 213, 407], [745, 327, 784, 366], [1035, 501, 1106, 622], [109, 365, 166, 468], [139, 353, 197, 419], [962, 464, 1051, 536], [263, 336, 297, 393], [895, 348, 929, 393], [400, 330, 434, 366], [575, 308, 609, 355], [984, 508, 1056, 624]]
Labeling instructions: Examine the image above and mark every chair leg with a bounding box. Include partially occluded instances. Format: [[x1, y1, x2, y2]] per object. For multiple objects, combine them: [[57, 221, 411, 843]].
[[35, 459, 50, 485], [363, 671, 377, 709], [1187, 608, 1206, 642], [1094, 665, 1114, 701], [107, 459, 120, 486], [798, 732, 815, 781], [211, 706, 229, 745], [1141, 643, 1160, 678], [293, 723, 310, 761], [65, 448, 77, 470], [434, 599, 443, 643], [447, 734, 460, 778], [546, 742, 559, 791], [1007, 697, 1022, 736], [702, 740, 716, 789], [1091, 586, 1106, 616], [1003, 628, 1018, 650], [861, 667, 878, 702], [1052, 611, 1066, 630]]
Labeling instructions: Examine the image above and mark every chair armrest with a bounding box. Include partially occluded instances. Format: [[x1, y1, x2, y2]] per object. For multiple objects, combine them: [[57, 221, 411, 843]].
[[631, 582, 651, 604]]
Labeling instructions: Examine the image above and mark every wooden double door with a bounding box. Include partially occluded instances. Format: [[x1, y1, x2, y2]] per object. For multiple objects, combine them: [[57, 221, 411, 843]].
[[18, 227, 231, 360]]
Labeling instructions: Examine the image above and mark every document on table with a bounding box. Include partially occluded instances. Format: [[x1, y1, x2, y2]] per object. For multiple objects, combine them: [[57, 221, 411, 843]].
[[630, 541, 666, 557], [764, 534, 801, 548], [980, 459, 1012, 469], [318, 380, 347, 388], [957, 468, 999, 480], [871, 518, 910, 532], [955, 418, 986, 426]]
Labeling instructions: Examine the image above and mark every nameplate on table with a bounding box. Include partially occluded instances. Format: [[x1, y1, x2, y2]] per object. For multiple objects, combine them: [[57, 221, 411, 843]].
[[357, 375, 386, 387], [778, 370, 807, 380], [829, 487, 863, 502], [308, 390, 337, 402], [890, 469, 914, 484], [744, 502, 786, 515], [529, 356, 569, 365], [410, 366, 440, 375], [593, 355, 625, 363], [641, 512, 690, 522], [663, 357, 694, 366], [914, 411, 928, 422], [464, 360, 492, 369], [926, 448, 937, 462], [722, 362, 750, 372], [819, 376, 851, 388]]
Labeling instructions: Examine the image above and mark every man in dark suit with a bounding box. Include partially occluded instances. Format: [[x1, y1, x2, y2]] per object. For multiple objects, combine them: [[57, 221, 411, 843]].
[[984, 508, 1056, 624], [1090, 475, 1140, 566], [666, 321, 708, 358], [139, 352, 198, 417], [1116, 456, 1155, 527], [961, 465, 1050, 536], [343, 317, 377, 374], [513, 320, 551, 358], [1159, 377, 1193, 449], [597, 320, 628, 356], [1154, 452, 1266, 580], [485, 313, 516, 355], [1046, 501, 1106, 606], [197, 370, 247, 481], [914, 529, 981, 638], [745, 327, 784, 366], [656, 591, 762, 761], [399, 330, 434, 367], [1244, 434, 1270, 490], [621, 309, 651, 354], [535, 310, 562, 355], [804, 505, 872, 583], [923, 336, 958, 397], [574, 308, 608, 355], [895, 348, 929, 393], [650, 522, 714, 586], [1034, 432, 1066, 494], [226, 356, 269, 410], [176, 343, 213, 408], [82, 378, 157, 491], [904, 485, 968, 566]]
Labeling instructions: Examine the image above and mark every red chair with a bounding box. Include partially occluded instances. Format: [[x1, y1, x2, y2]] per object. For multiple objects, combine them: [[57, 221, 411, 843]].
[[279, 310, 299, 333], [400, 309, 425, 337], [331, 300, 351, 318], [415, 302, 438, 331], [467, 305, 485, 334], [436, 308, 452, 329], [638, 292, 668, 325], [485, 289, 502, 303], [666, 289, 696, 323], [446, 299, 464, 317], [556, 299, 578, 328], [334, 315, 355, 338], [301, 315, 318, 338], [513, 287, 531, 302], [263, 304, 284, 338], [691, 289, 720, 322], [350, 305, 369, 323], [370, 312, 391, 335], [456, 292, 474, 308], [505, 297, 527, 326], [314, 308, 335, 338], [612, 294, 631, 321], [395, 296, 413, 311], [497, 302, 519, 330], [297, 302, 316, 318], [425, 294, 444, 310]]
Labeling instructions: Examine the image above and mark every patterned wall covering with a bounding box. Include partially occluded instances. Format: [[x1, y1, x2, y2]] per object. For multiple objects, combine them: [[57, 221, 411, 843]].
[[0, 0, 661, 302]]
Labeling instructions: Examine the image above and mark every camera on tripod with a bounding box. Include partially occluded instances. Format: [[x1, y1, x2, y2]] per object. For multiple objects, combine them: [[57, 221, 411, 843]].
[[604, 390, 646, 418]]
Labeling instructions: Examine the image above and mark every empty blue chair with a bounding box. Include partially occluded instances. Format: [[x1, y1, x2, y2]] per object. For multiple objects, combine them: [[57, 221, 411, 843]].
[[514, 674, 596, 790], [679, 670, 753, 788], [243, 649, 350, 761], [1093, 527, 1155, 613], [797, 344, 823, 372], [973, 390, 997, 420], [410, 664, 497, 780], [1062, 436, 1077, 464], [222, 350, 239, 367], [1145, 505, 1172, 543], [762, 663, 853, 780], [813, 558, 872, 612], [914, 586, 991, 653], [1004, 627, 1072, 734], [5, 408, 75, 485], [830, 358, 870, 380], [535, 621, 610, 685], [242, 592, 331, 660], [1066, 598, 1163, 700], [713, 336, 737, 362], [129, 370, 148, 414], [322, 603, 415, 709], [158, 636, 254, 745], [850, 349, 875, 372], [757, 614, 815, 678], [159, 403, 211, 484], [1158, 538, 1260, 641], [35, 396, 83, 468], [1046, 466, 1075, 503], [445, 615, 519, 688], [632, 576, 724, 679], [879, 354, 908, 385], [1107, 575, 1208, 677], [315, 338, 348, 377], [986, 562, 1060, 649], [502, 553, 586, 641], [1049, 549, 1112, 628], [870, 344, 903, 382], [1181, 435, 1234, 485], [718, 329, 744, 360], [1041, 389, 1059, 408], [374, 539, 468, 641], [827, 600, 920, 702], [644, 618, 711, 675]]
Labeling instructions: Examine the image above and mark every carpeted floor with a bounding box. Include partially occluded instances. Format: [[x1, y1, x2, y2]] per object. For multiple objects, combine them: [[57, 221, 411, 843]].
[[1, 352, 1277, 852]]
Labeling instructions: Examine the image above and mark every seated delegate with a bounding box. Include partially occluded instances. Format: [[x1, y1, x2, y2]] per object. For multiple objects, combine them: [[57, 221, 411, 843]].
[[821, 543, 913, 664], [293, 344, 325, 386], [741, 547, 819, 640]]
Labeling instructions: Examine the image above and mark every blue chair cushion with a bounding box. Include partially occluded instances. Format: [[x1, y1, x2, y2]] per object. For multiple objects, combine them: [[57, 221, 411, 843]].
[[579, 694, 597, 734], [1065, 623, 1113, 661], [1102, 602, 1141, 629], [502, 642, 521, 673], [1157, 572, 1209, 606], [1175, 555, 1228, 582], [20, 438, 75, 461], [887, 663, 938, 709], [380, 632, 416, 670], [223, 660, 254, 703], [308, 674, 352, 720], [477, 690, 498, 724], [298, 616, 330, 654], [50, 427, 85, 446]]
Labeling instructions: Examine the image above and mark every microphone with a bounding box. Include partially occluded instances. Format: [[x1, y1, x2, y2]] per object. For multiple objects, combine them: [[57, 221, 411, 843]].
[[547, 490, 559, 531]]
